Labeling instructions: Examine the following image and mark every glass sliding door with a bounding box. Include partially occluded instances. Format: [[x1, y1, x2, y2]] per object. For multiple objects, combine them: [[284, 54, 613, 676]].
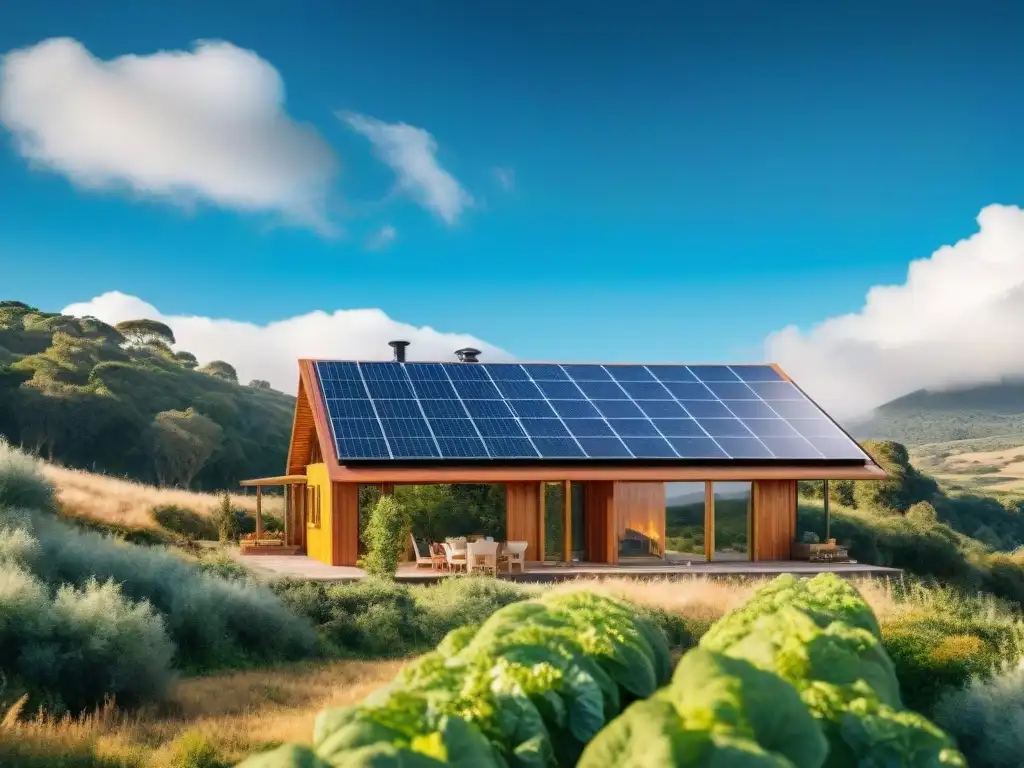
[[664, 481, 707, 562], [570, 481, 585, 561], [712, 481, 752, 561]]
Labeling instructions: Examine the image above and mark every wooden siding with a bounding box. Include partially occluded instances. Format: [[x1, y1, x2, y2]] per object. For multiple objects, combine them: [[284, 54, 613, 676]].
[[332, 482, 360, 566], [752, 480, 797, 560], [615, 482, 666, 557], [304, 463, 333, 565], [584, 481, 617, 564], [505, 482, 542, 562], [286, 378, 317, 475]]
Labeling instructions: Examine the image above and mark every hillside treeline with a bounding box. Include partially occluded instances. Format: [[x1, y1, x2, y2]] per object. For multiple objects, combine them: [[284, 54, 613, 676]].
[[0, 300, 293, 490]]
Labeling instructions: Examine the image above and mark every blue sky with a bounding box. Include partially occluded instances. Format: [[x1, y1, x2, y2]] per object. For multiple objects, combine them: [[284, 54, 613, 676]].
[[2, 1, 1023, 412]]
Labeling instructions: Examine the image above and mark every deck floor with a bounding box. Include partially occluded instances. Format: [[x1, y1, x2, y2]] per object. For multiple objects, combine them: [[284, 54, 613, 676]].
[[238, 554, 901, 583]]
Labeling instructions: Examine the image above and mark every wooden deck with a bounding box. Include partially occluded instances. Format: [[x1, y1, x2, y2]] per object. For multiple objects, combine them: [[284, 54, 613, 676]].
[[237, 554, 901, 583]]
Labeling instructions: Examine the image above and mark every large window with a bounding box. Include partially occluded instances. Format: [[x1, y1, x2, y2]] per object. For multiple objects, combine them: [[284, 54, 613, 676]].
[[664, 482, 706, 562], [712, 481, 752, 561]]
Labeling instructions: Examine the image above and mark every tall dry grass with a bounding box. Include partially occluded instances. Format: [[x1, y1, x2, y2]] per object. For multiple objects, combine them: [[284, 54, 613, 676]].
[[40, 461, 283, 530], [1, 659, 405, 767]]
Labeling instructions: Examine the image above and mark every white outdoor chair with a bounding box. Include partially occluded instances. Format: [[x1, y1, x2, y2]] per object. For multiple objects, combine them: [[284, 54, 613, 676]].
[[409, 534, 434, 569], [502, 541, 528, 574], [442, 541, 467, 572], [466, 539, 499, 575]]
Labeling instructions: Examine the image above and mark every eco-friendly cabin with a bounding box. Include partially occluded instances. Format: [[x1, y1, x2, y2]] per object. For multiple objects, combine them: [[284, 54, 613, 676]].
[[240, 345, 884, 567]]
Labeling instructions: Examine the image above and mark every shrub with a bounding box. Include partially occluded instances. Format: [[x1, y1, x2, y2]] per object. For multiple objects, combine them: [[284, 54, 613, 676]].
[[152, 504, 217, 541], [933, 660, 1024, 767], [0, 441, 55, 515], [359, 496, 408, 579], [168, 729, 230, 768], [0, 565, 175, 714], [212, 493, 253, 542], [0, 467, 318, 676]]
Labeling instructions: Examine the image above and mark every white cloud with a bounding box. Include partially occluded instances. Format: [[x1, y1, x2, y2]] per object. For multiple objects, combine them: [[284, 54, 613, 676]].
[[0, 38, 338, 231], [364, 223, 396, 251], [62, 291, 510, 393], [767, 204, 1024, 421], [493, 166, 515, 191], [342, 111, 472, 224]]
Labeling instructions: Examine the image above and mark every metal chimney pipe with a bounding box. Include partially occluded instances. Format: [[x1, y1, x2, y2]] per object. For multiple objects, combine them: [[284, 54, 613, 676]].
[[455, 347, 481, 363], [388, 340, 410, 362]]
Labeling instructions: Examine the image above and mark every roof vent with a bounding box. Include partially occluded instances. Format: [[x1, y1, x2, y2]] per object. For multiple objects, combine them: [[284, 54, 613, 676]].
[[388, 340, 410, 362], [455, 347, 481, 363]]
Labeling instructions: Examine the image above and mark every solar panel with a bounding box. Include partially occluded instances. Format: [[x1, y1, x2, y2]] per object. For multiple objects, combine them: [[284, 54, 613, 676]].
[[313, 361, 870, 463]]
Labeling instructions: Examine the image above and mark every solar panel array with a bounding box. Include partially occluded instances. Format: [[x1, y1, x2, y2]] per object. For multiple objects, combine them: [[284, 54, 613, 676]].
[[313, 361, 869, 463]]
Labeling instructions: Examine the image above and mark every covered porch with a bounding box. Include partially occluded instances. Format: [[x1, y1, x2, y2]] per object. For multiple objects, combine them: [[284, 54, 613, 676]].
[[237, 474, 309, 556]]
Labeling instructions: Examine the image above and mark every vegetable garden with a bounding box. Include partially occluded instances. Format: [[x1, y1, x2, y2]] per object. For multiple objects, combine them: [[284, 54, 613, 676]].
[[239, 573, 966, 767]]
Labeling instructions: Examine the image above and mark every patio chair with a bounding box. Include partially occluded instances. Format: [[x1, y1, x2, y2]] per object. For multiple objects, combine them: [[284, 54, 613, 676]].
[[442, 541, 467, 572], [409, 534, 434, 569], [501, 541, 528, 574], [467, 539, 499, 576], [429, 542, 447, 571]]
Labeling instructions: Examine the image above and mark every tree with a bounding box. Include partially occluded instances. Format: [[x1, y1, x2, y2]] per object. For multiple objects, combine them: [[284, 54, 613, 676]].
[[115, 319, 176, 347], [854, 440, 938, 513], [146, 408, 223, 488], [199, 360, 238, 383], [174, 350, 198, 369], [359, 495, 409, 579], [248, 379, 271, 390]]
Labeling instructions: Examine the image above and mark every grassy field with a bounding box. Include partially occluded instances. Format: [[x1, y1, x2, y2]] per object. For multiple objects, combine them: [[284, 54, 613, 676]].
[[911, 435, 1024, 494], [37, 458, 283, 531]]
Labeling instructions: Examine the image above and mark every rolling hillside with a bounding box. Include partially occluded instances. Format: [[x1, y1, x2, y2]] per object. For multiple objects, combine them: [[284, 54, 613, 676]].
[[0, 300, 295, 490], [852, 380, 1024, 446]]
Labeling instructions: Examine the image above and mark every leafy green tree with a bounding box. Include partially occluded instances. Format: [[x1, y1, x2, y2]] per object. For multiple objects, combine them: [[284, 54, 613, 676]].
[[360, 495, 409, 579], [854, 440, 938, 513], [199, 360, 238, 383], [115, 318, 176, 347], [906, 501, 939, 527], [173, 350, 199, 369], [146, 408, 223, 488], [248, 379, 272, 389]]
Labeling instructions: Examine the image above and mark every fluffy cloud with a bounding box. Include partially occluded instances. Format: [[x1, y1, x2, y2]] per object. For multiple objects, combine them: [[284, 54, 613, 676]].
[[767, 204, 1024, 420], [0, 38, 337, 231], [364, 223, 396, 251], [63, 291, 510, 393], [342, 111, 472, 224]]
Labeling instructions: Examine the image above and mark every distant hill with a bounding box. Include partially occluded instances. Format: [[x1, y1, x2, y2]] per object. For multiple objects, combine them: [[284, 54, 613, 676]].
[[851, 380, 1024, 446], [0, 300, 294, 490]]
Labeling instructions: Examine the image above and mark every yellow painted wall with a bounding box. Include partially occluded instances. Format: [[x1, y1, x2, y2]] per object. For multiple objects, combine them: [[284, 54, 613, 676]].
[[304, 463, 334, 565]]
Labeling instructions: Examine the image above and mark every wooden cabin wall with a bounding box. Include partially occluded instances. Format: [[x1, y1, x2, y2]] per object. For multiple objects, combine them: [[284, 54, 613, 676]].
[[332, 482, 360, 566], [505, 481, 542, 561], [752, 479, 797, 560], [583, 481, 617, 564]]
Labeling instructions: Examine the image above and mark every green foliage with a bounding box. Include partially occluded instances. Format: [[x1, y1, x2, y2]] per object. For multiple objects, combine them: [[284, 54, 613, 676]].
[[198, 361, 238, 383], [248, 379, 272, 390], [214, 493, 243, 542], [243, 591, 674, 767], [906, 500, 939, 526], [0, 443, 318, 685], [147, 408, 224, 489], [114, 318, 175, 347], [152, 504, 218, 540], [582, 574, 964, 767], [271, 576, 534, 658], [360, 496, 410, 580], [932, 660, 1024, 768], [0, 300, 294, 490], [855, 440, 939, 512]]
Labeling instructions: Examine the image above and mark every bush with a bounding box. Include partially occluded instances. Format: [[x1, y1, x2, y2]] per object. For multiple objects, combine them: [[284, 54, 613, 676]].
[[359, 496, 408, 579], [933, 660, 1024, 767], [168, 730, 230, 768], [212, 493, 253, 542], [152, 504, 217, 541], [0, 441, 55, 515], [0, 565, 175, 714]]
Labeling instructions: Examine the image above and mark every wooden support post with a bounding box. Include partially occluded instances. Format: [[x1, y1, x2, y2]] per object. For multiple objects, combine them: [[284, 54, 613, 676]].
[[704, 481, 714, 562], [823, 479, 831, 542], [537, 482, 546, 563], [255, 486, 263, 543], [562, 480, 572, 562], [380, 483, 394, 495], [284, 485, 291, 545]]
